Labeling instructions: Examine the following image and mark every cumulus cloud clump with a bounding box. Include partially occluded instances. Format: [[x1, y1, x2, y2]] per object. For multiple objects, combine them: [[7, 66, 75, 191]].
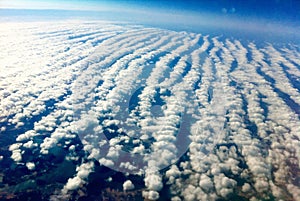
[[1, 21, 299, 200]]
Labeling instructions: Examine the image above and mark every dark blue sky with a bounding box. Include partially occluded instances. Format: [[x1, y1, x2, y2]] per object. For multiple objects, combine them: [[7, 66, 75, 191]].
[[113, 0, 299, 21]]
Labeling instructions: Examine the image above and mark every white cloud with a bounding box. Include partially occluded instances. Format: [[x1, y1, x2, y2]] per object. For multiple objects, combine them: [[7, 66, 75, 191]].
[[26, 162, 36, 170], [40, 137, 58, 154], [199, 174, 214, 192], [144, 173, 163, 192], [1, 20, 299, 201], [76, 161, 94, 179], [166, 165, 181, 185], [63, 176, 82, 192], [143, 190, 160, 200], [16, 130, 37, 142], [123, 180, 135, 191], [99, 158, 114, 167], [61, 161, 94, 195], [11, 150, 22, 162], [23, 140, 37, 149], [9, 143, 22, 151], [119, 162, 137, 171]]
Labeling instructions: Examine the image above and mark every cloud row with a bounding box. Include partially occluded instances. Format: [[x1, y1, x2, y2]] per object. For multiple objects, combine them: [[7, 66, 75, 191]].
[[1, 21, 299, 200]]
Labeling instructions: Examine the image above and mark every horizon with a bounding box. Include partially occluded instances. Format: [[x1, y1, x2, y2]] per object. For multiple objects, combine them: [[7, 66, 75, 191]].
[[0, 1, 299, 43]]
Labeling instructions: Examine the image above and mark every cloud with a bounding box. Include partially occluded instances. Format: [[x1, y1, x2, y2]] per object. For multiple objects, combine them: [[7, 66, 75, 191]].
[[23, 140, 37, 149], [199, 174, 214, 192], [62, 161, 94, 195], [144, 172, 163, 192], [77, 161, 94, 179], [123, 180, 135, 191], [1, 20, 299, 201], [63, 176, 82, 192], [99, 158, 114, 167], [26, 162, 36, 170], [11, 149, 22, 162], [9, 143, 23, 162], [16, 130, 37, 142], [143, 190, 160, 200]]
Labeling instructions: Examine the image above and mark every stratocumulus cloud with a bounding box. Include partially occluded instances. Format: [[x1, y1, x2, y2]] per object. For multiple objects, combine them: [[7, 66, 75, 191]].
[[0, 20, 299, 201]]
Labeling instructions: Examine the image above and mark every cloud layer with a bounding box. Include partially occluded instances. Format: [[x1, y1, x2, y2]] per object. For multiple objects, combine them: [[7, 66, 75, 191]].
[[0, 20, 299, 200]]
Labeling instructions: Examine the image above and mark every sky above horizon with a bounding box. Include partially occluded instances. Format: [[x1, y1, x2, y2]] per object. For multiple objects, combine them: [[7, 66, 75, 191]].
[[1, 0, 299, 20], [0, 0, 299, 41]]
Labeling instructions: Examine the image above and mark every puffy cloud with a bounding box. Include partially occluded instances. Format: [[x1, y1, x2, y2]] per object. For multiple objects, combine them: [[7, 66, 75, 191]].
[[119, 162, 137, 172], [76, 161, 94, 179], [63, 176, 82, 192], [106, 146, 120, 160], [242, 183, 252, 193], [214, 174, 237, 198], [166, 165, 181, 185], [9, 143, 22, 151], [40, 137, 58, 154], [0, 127, 6, 132], [1, 20, 299, 201], [199, 174, 214, 192], [87, 147, 101, 160], [16, 130, 37, 142], [123, 180, 135, 191], [144, 173, 163, 192], [9, 143, 23, 162], [11, 150, 22, 162], [62, 161, 94, 195], [23, 140, 37, 149], [99, 158, 114, 167], [26, 162, 36, 170], [143, 190, 160, 200], [68, 145, 76, 152]]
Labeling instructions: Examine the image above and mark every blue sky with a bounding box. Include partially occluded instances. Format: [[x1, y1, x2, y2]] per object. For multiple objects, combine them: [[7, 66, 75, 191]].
[[1, 0, 299, 20], [0, 0, 299, 41]]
